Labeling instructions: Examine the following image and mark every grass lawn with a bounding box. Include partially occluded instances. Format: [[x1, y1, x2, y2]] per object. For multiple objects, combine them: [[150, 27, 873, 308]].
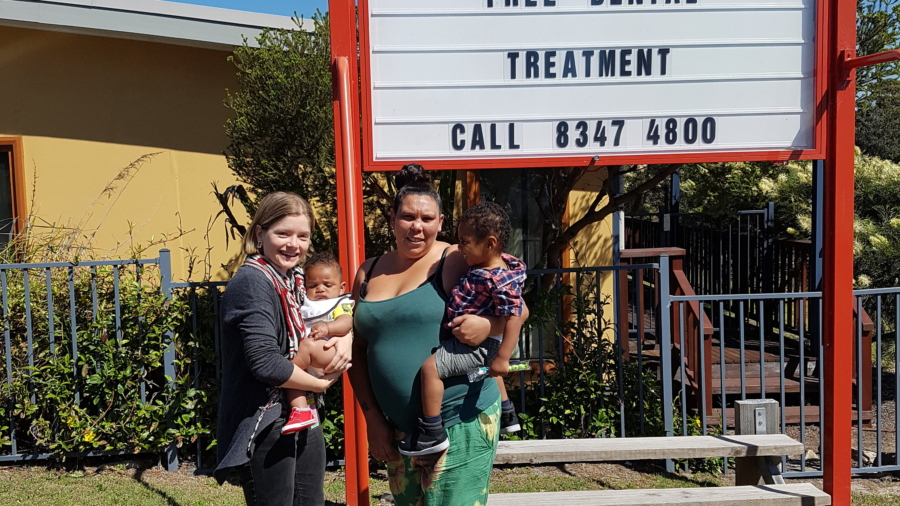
[[853, 495, 900, 506], [0, 464, 896, 505]]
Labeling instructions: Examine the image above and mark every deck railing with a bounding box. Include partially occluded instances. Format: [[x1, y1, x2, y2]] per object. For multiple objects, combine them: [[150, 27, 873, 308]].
[[625, 205, 776, 296], [666, 288, 883, 478]]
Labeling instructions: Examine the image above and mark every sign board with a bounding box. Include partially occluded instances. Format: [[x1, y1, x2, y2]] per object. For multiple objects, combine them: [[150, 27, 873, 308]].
[[359, 0, 826, 170]]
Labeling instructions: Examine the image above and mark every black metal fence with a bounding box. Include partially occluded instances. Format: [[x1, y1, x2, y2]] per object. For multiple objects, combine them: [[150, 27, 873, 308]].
[[169, 280, 227, 471], [0, 252, 179, 465], [509, 263, 666, 443], [625, 204, 803, 296], [0, 251, 669, 471]]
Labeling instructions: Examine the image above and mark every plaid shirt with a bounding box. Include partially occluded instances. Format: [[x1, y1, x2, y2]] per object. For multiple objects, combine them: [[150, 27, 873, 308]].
[[448, 253, 526, 320]]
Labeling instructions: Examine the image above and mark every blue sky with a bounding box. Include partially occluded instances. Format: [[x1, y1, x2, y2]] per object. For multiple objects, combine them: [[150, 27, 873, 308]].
[[173, 0, 328, 18]]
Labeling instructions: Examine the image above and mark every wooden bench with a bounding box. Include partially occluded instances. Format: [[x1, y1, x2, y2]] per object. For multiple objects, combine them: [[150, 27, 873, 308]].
[[494, 434, 802, 465], [490, 434, 830, 506], [489, 484, 830, 505]]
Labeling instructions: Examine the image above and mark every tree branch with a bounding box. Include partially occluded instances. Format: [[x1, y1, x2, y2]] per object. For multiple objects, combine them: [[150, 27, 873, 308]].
[[612, 164, 682, 209], [364, 174, 392, 203], [544, 163, 682, 267], [212, 183, 248, 237]]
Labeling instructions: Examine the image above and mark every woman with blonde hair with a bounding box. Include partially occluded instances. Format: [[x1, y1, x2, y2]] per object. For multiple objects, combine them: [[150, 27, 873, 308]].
[[215, 191, 351, 506]]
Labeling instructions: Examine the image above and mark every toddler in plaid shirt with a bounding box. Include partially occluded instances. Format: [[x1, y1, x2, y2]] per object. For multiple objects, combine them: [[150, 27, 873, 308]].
[[399, 202, 527, 456]]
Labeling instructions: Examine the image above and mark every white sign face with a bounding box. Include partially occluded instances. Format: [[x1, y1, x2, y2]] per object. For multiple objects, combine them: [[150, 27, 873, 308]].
[[363, 0, 818, 165]]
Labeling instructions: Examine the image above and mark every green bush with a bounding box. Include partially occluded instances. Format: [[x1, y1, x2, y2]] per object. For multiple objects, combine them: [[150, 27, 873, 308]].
[[681, 151, 900, 292], [510, 274, 667, 441], [0, 264, 204, 459]]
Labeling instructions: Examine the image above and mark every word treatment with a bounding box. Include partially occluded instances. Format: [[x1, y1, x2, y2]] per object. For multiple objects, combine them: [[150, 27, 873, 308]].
[[506, 48, 671, 80]]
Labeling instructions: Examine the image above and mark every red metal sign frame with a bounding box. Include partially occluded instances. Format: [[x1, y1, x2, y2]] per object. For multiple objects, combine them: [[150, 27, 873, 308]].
[[356, 0, 831, 171], [329, 0, 887, 505]]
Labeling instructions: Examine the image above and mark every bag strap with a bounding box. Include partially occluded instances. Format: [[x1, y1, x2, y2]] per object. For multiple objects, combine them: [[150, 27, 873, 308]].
[[359, 255, 382, 299], [430, 247, 451, 300]]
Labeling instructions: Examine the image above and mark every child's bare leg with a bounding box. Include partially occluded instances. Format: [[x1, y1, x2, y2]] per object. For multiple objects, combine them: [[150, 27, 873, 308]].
[[420, 354, 444, 418], [282, 342, 324, 434], [288, 346, 313, 410], [291, 346, 311, 370], [285, 387, 308, 410], [284, 340, 336, 417]]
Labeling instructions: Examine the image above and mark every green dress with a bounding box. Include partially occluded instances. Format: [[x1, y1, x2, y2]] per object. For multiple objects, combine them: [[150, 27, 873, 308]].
[[354, 251, 501, 506]]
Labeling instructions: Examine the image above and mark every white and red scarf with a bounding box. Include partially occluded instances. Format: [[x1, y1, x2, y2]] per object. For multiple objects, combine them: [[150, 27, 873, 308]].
[[245, 254, 307, 358]]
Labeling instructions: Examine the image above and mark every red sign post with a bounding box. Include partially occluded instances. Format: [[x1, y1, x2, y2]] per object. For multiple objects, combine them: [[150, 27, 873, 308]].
[[821, 0, 855, 502], [329, 0, 900, 504], [329, 1, 368, 505], [823, 1, 900, 504]]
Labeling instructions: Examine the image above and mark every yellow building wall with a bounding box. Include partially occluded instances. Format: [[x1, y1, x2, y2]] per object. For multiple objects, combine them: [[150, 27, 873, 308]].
[[0, 26, 248, 280], [567, 169, 616, 335]]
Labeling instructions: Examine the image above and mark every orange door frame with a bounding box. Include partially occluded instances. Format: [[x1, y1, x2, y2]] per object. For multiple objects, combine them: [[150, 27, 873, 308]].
[[0, 138, 28, 235]]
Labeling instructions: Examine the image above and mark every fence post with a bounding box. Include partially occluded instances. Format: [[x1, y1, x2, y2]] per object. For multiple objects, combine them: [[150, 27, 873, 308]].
[[734, 399, 783, 485], [657, 255, 675, 473], [159, 249, 179, 471], [669, 169, 681, 214], [658, 206, 668, 248], [809, 160, 824, 365], [763, 202, 775, 293]]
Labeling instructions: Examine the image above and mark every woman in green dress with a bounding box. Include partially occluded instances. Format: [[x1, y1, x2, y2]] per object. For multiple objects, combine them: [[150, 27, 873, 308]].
[[349, 164, 515, 506]]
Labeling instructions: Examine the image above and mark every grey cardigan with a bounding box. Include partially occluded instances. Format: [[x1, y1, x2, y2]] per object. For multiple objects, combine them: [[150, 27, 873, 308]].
[[214, 264, 297, 483]]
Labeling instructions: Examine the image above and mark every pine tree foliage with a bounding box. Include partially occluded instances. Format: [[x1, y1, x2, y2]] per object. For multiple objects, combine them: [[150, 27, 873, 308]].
[[223, 14, 337, 249], [857, 78, 900, 163], [856, 0, 900, 163]]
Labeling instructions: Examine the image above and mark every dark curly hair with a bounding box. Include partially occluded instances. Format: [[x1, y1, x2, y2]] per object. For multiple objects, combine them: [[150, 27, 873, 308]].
[[460, 202, 511, 251], [305, 251, 342, 277], [393, 163, 442, 214]]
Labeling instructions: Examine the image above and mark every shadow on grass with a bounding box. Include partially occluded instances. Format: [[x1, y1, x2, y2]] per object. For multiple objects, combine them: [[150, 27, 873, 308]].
[[133, 469, 183, 506], [167, 469, 346, 506], [629, 462, 724, 488], [553, 461, 723, 489]]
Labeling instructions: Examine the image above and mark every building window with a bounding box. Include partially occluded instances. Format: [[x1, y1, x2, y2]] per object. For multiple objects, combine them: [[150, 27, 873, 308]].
[[478, 169, 544, 270], [0, 140, 24, 247], [479, 169, 550, 360]]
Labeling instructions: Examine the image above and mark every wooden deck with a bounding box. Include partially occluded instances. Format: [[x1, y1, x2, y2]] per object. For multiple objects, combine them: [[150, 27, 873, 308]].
[[708, 343, 818, 394], [617, 247, 873, 431], [623, 314, 862, 424]]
